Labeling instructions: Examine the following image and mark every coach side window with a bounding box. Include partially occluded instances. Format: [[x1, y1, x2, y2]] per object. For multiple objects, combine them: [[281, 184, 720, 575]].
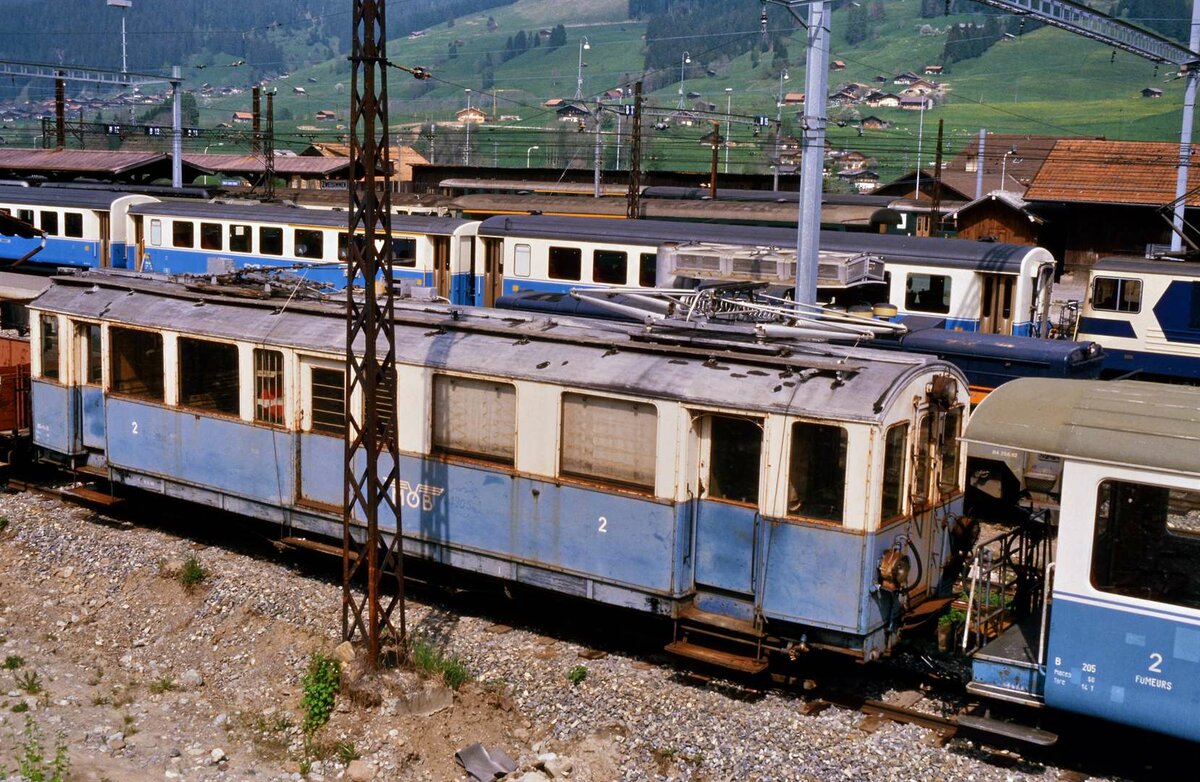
[[561, 393, 656, 491], [905, 273, 952, 314], [309, 367, 345, 435], [200, 222, 222, 251], [228, 224, 251, 253], [253, 349, 285, 426], [393, 237, 418, 268], [592, 250, 628, 285], [1092, 277, 1141, 314], [38, 315, 59, 381], [1092, 480, 1200, 610], [260, 226, 284, 256], [149, 219, 162, 247], [173, 220, 194, 248], [432, 375, 515, 465], [40, 211, 58, 237], [17, 209, 33, 224], [74, 322, 102, 385], [880, 423, 908, 521], [513, 244, 531, 277], [64, 212, 84, 238], [788, 422, 847, 523], [110, 327, 164, 401], [178, 338, 239, 415], [705, 415, 761, 505], [639, 253, 657, 287], [294, 229, 324, 260], [548, 246, 582, 281]]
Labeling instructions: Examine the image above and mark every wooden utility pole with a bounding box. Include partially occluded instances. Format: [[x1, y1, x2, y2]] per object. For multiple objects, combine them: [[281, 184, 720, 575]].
[[626, 81, 642, 219]]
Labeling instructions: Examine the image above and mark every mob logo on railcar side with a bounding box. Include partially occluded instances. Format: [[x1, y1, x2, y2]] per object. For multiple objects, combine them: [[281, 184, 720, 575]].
[[398, 481, 445, 511]]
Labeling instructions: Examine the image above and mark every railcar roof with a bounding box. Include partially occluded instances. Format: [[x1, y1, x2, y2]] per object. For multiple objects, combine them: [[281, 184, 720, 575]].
[[0, 184, 134, 210], [477, 215, 1045, 272], [963, 378, 1200, 475], [128, 201, 475, 234], [1093, 256, 1200, 278], [33, 273, 963, 423]]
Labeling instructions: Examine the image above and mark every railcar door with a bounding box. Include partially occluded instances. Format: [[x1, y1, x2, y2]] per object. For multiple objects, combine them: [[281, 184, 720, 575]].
[[98, 213, 111, 268], [691, 413, 762, 604], [979, 273, 1015, 335], [483, 237, 504, 307], [432, 236, 451, 299]]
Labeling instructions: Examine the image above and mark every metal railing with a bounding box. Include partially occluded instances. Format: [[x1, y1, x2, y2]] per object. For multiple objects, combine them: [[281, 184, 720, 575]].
[[962, 509, 1053, 654]]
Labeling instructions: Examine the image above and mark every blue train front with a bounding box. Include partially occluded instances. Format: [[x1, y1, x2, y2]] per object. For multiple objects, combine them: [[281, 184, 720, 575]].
[[29, 271, 971, 668]]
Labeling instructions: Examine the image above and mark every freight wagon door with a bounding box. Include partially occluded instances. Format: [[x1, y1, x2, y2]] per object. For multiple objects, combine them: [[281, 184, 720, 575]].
[[691, 414, 761, 601]]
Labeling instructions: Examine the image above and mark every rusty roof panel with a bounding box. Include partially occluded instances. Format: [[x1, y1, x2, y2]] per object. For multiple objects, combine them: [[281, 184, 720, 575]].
[[0, 148, 166, 174], [182, 154, 353, 176], [1024, 139, 1200, 206]]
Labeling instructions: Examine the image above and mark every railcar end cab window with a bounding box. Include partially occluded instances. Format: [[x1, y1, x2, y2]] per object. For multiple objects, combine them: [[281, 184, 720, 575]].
[[172, 220, 194, 248], [178, 338, 239, 415], [561, 393, 656, 490], [38, 315, 59, 381], [228, 224, 251, 253], [788, 422, 847, 523], [905, 273, 952, 314], [295, 229, 324, 260], [1092, 277, 1142, 313], [253, 348, 285, 426], [706, 415, 762, 505], [1092, 479, 1200, 611], [513, 244, 531, 278], [639, 253, 657, 287], [881, 423, 908, 521], [40, 211, 58, 236], [938, 408, 964, 494], [548, 246, 582, 281], [593, 250, 628, 285], [110, 327, 164, 401], [309, 367, 345, 435], [432, 375, 515, 464], [200, 222, 222, 251], [64, 212, 83, 238], [260, 226, 284, 256]]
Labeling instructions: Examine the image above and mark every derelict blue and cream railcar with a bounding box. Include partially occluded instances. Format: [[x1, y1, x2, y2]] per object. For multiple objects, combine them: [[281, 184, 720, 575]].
[[128, 201, 479, 296], [0, 185, 154, 270], [474, 215, 1054, 336], [963, 379, 1200, 744], [1075, 257, 1200, 381], [29, 271, 970, 664]]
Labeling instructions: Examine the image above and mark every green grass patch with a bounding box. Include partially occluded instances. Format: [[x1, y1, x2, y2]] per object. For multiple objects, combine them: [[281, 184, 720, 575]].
[[408, 636, 471, 690]]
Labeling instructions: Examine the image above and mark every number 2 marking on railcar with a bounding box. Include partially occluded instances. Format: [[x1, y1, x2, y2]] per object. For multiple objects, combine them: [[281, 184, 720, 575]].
[[131, 421, 138, 435], [1149, 653, 1164, 673], [598, 516, 607, 533]]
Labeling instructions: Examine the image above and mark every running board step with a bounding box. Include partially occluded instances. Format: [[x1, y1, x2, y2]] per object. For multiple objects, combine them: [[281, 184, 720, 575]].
[[664, 640, 768, 674], [63, 485, 123, 507], [276, 536, 358, 562], [956, 714, 1057, 747], [678, 604, 762, 637]]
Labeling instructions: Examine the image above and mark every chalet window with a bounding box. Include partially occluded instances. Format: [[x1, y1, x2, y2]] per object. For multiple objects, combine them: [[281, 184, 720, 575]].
[[881, 422, 908, 520], [432, 375, 515, 464], [1092, 277, 1141, 314], [309, 367, 345, 435], [561, 393, 656, 490], [547, 246, 582, 281], [938, 408, 964, 494], [260, 226, 284, 256], [178, 338, 239, 415], [228, 223, 251, 253], [592, 250, 628, 285], [1092, 479, 1200, 610], [905, 273, 952, 314], [200, 222, 222, 251], [706, 415, 761, 505], [294, 229, 324, 259], [513, 244, 531, 277], [788, 422, 847, 523], [110, 327, 163, 401], [40, 211, 58, 236], [38, 315, 59, 381], [639, 253, 657, 287], [172, 220, 194, 248], [75, 322, 102, 385], [63, 212, 84, 238], [149, 219, 162, 247], [253, 348, 285, 426]]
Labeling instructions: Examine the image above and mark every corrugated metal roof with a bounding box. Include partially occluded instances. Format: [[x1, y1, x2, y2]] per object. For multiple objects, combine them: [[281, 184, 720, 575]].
[[963, 378, 1200, 475], [0, 148, 166, 175], [1024, 139, 1199, 206], [941, 134, 1063, 198], [182, 154, 352, 176]]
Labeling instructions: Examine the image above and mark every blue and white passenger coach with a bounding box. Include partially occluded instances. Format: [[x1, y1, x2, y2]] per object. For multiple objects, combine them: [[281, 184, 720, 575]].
[[0, 185, 154, 270], [30, 271, 969, 665]]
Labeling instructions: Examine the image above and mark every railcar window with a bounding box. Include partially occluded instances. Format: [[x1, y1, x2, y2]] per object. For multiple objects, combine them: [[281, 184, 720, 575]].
[[513, 244, 531, 278], [75, 322, 101, 384], [149, 219, 162, 247], [393, 237, 417, 268], [593, 250, 628, 285], [913, 414, 933, 508], [38, 315, 59, 381], [295, 229, 324, 260], [1091, 277, 1142, 313], [881, 423, 909, 520], [228, 224, 251, 253], [431, 375, 515, 464], [110, 327, 163, 401], [178, 338, 239, 415], [310, 367, 345, 435], [707, 415, 762, 505], [1092, 480, 1200, 610], [40, 211, 58, 236], [17, 209, 33, 224], [64, 212, 83, 238], [200, 222, 222, 251], [788, 422, 847, 523], [548, 246, 582, 281], [253, 349, 285, 426], [639, 253, 657, 287], [260, 226, 284, 256], [561, 393, 656, 490], [905, 273, 952, 314], [172, 220, 194, 248], [938, 408, 964, 494]]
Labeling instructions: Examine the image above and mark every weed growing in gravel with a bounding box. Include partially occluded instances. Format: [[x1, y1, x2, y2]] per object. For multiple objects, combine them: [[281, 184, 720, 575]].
[[148, 676, 177, 694], [566, 665, 588, 686], [178, 557, 208, 591], [11, 702, 29, 713], [11, 715, 70, 782], [14, 670, 42, 695], [122, 714, 138, 737], [2, 655, 23, 670], [408, 636, 470, 690], [336, 740, 360, 764], [300, 652, 340, 734], [0, 515, 9, 533]]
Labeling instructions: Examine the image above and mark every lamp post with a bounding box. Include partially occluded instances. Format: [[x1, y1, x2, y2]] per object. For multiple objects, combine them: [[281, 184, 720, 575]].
[[1000, 146, 1017, 191], [526, 145, 539, 167], [724, 87, 733, 174], [107, 0, 131, 75], [774, 70, 788, 191], [913, 98, 926, 199], [676, 51, 691, 110], [463, 89, 472, 166], [575, 37, 591, 100]]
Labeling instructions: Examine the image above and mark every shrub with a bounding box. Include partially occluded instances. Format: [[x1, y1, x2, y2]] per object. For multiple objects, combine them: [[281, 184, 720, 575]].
[[408, 637, 470, 690], [3, 655, 24, 670], [300, 653, 340, 734], [566, 665, 588, 686], [179, 557, 208, 590]]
